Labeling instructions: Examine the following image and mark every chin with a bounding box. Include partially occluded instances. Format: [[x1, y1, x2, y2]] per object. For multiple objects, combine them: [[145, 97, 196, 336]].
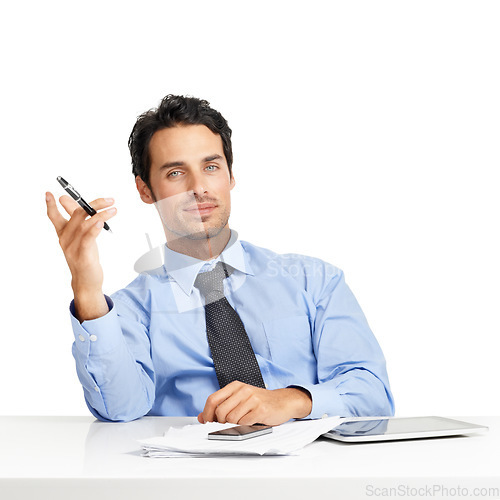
[[184, 225, 227, 240], [167, 221, 228, 241]]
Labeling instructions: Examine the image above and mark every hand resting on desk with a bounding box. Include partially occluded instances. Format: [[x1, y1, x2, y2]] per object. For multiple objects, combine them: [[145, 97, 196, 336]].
[[198, 381, 312, 426]]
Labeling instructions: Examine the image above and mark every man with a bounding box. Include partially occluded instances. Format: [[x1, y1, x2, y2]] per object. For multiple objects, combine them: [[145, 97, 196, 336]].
[[46, 94, 394, 424]]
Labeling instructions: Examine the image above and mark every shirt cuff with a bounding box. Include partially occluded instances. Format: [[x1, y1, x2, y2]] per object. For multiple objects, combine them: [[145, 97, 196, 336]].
[[289, 381, 347, 419], [70, 295, 124, 356]]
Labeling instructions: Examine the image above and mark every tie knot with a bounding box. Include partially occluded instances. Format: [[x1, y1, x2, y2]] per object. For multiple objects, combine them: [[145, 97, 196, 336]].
[[194, 261, 234, 300]]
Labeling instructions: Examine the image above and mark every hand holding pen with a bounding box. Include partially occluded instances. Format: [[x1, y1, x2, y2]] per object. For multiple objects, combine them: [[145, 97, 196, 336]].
[[56, 177, 112, 232], [45, 178, 117, 322]]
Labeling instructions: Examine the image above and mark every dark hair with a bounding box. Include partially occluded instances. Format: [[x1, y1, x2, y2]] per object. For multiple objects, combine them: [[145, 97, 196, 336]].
[[128, 94, 233, 188]]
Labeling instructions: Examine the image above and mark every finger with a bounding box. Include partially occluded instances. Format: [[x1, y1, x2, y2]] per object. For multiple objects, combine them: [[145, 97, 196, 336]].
[[225, 388, 268, 425], [46, 192, 68, 234], [59, 205, 116, 252], [80, 206, 117, 234], [237, 408, 263, 426], [233, 401, 263, 425], [87, 197, 115, 211], [86, 218, 107, 240], [65, 219, 105, 257], [59, 195, 83, 218], [74, 210, 116, 251], [59, 196, 115, 217], [222, 402, 253, 425], [200, 385, 237, 423], [214, 390, 250, 424]]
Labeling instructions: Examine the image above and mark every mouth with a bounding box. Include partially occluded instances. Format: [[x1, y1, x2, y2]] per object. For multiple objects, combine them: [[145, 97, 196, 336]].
[[183, 203, 217, 216]]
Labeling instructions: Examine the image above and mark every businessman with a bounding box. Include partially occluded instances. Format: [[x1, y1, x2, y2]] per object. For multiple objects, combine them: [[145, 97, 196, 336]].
[[46, 94, 394, 424]]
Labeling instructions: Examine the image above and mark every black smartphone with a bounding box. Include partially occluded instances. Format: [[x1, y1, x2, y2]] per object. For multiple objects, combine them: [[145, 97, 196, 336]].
[[208, 424, 273, 441]]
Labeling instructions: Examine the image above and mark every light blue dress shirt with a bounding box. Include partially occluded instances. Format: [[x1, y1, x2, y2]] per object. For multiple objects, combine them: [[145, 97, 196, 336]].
[[70, 231, 394, 422]]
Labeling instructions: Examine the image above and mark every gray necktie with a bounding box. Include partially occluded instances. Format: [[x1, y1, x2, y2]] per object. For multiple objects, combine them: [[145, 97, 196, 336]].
[[194, 261, 265, 389]]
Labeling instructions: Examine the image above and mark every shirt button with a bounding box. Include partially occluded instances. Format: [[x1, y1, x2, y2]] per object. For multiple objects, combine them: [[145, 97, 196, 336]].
[[89, 335, 97, 342], [94, 386, 99, 392], [321, 413, 328, 419], [78, 335, 85, 342]]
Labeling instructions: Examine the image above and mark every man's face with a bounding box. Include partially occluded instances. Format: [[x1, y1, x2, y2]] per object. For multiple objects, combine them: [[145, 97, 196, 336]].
[[137, 124, 235, 242]]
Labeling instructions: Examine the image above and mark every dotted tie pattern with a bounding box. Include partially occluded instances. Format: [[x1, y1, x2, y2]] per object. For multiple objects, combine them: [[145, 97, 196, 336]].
[[194, 261, 265, 389]]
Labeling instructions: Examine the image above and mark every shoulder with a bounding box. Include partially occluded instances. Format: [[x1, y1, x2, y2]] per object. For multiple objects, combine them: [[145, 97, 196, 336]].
[[240, 239, 343, 291]]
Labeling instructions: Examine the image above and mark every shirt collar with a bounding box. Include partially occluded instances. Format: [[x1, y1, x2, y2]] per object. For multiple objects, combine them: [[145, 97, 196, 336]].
[[164, 230, 254, 296]]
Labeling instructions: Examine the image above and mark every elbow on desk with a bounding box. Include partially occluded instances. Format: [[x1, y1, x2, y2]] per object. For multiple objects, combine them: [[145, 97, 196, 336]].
[[84, 391, 154, 423], [372, 387, 395, 417], [340, 374, 395, 418], [85, 400, 152, 423], [343, 392, 394, 418]]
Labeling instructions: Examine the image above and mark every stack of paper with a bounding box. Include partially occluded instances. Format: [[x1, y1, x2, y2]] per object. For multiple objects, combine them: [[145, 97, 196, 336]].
[[139, 416, 341, 457]]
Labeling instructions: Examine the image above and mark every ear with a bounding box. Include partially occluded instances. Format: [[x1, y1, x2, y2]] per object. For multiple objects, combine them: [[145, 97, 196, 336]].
[[229, 174, 236, 191], [136, 176, 155, 204]]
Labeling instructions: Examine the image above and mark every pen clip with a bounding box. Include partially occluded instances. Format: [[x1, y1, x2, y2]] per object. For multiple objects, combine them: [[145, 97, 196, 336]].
[[66, 184, 81, 201], [57, 176, 81, 201], [65, 183, 81, 201]]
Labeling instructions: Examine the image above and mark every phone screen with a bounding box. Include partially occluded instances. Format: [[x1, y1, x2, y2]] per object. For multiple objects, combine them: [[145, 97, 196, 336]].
[[208, 424, 273, 440]]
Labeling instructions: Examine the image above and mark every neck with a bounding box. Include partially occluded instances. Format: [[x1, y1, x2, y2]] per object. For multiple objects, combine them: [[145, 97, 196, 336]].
[[166, 226, 231, 261]]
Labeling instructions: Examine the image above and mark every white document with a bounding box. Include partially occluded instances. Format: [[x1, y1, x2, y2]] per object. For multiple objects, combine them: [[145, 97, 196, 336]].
[[139, 417, 341, 457]]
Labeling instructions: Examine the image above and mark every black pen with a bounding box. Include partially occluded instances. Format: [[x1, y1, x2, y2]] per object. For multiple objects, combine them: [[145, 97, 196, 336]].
[[57, 176, 112, 232]]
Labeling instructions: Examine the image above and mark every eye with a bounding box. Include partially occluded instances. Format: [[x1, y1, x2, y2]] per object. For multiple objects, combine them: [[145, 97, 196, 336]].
[[206, 165, 219, 172], [167, 170, 181, 178]]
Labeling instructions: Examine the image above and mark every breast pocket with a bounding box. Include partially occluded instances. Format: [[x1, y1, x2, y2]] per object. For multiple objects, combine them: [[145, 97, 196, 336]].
[[262, 315, 314, 369]]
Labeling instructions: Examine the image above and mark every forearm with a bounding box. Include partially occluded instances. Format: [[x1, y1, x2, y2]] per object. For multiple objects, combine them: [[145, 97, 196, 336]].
[[285, 387, 312, 419], [72, 287, 109, 322]]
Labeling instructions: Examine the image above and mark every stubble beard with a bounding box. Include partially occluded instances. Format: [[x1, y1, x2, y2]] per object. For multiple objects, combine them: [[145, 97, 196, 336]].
[[153, 190, 231, 245], [165, 211, 230, 241]]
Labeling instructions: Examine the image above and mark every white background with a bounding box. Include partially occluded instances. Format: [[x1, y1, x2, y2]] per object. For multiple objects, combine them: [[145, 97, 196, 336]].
[[0, 0, 498, 417]]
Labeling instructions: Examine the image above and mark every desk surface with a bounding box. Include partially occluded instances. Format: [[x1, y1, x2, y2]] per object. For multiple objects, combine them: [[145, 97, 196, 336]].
[[1, 416, 499, 500]]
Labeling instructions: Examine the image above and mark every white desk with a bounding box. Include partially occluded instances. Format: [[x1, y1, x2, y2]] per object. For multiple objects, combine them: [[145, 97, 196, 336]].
[[1, 416, 498, 500]]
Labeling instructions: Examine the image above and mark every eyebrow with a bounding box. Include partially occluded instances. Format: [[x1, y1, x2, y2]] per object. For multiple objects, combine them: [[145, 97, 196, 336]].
[[159, 154, 224, 171]]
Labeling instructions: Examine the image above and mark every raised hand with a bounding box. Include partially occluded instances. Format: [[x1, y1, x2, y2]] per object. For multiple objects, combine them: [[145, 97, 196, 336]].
[[46, 192, 117, 321]]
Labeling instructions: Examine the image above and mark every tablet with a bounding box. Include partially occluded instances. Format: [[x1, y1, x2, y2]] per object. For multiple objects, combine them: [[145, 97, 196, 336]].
[[322, 416, 488, 443]]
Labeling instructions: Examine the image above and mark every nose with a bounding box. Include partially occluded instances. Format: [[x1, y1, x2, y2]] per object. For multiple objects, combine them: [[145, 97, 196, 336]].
[[188, 172, 207, 197]]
